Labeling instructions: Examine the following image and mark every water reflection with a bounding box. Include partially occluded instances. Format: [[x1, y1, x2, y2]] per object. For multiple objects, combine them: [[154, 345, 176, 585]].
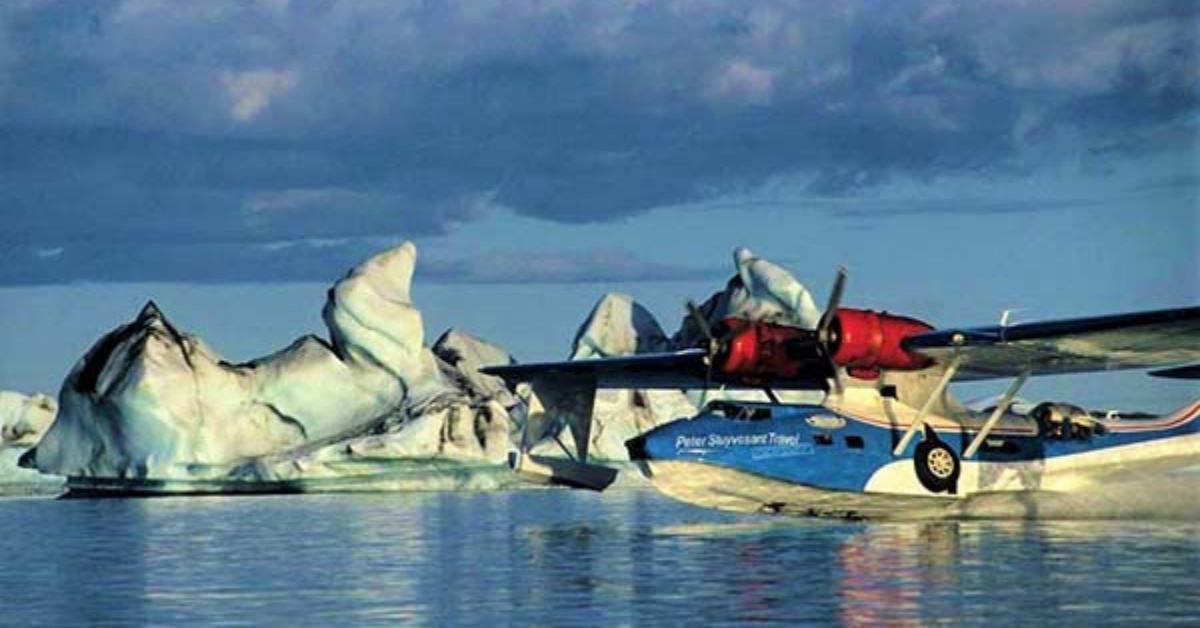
[[833, 519, 1200, 626], [836, 523, 958, 626], [48, 500, 150, 625], [0, 491, 1196, 626]]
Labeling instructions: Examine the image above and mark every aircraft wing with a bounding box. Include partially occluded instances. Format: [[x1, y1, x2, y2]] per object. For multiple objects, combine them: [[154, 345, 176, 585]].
[[481, 347, 826, 390], [482, 349, 709, 388], [902, 306, 1200, 382], [480, 348, 742, 491]]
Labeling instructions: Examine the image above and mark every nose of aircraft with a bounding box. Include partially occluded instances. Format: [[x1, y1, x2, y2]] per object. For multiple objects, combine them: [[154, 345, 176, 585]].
[[625, 435, 649, 461]]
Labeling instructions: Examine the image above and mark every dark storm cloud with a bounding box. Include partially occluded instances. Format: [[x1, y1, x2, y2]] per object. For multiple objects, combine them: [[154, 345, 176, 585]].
[[1, 0, 1196, 283]]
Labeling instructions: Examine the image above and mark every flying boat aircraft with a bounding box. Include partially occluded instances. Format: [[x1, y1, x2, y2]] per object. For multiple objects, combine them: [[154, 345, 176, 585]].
[[483, 267, 1200, 519]]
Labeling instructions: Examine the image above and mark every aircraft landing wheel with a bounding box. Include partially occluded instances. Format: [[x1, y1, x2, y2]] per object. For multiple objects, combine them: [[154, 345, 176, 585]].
[[914, 438, 960, 494]]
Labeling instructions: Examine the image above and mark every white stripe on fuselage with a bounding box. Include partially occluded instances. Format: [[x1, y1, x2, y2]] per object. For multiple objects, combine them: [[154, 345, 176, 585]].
[[638, 459, 960, 519], [864, 431, 1200, 496]]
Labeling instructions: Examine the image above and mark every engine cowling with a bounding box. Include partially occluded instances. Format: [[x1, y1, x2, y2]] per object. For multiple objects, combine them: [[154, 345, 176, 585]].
[[829, 308, 933, 371], [712, 309, 933, 383], [717, 318, 825, 380]]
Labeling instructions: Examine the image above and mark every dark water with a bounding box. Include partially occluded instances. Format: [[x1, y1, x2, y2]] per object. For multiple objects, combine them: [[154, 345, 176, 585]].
[[0, 489, 1197, 626]]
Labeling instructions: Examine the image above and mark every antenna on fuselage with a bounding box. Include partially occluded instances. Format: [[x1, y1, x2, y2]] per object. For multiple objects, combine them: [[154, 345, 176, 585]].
[[999, 308, 1020, 327]]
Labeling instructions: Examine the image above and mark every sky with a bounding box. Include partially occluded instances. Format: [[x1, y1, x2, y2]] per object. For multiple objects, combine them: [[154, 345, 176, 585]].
[[1, 0, 1197, 410]]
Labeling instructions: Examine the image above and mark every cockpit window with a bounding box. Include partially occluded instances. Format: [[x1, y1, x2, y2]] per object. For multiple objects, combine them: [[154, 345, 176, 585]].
[[704, 401, 772, 421], [704, 401, 733, 417], [1030, 401, 1107, 441], [745, 408, 772, 421]]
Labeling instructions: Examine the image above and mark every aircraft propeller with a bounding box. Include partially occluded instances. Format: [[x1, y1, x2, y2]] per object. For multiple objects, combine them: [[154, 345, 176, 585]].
[[816, 267, 848, 393], [685, 265, 850, 402], [686, 299, 730, 405]]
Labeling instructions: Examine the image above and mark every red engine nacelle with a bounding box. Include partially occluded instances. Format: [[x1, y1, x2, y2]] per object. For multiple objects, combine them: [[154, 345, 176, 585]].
[[718, 318, 822, 380], [712, 308, 934, 383], [830, 308, 933, 372]]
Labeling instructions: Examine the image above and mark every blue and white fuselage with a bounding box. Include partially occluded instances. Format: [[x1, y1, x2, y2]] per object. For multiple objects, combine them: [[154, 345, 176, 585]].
[[481, 281, 1200, 518], [626, 393, 1200, 519]]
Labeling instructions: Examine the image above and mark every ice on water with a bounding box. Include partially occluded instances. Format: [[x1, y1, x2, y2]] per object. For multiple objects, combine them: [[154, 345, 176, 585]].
[[0, 391, 61, 492], [5, 243, 823, 492]]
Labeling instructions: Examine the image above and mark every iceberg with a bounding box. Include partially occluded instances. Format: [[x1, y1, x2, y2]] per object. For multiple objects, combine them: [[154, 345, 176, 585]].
[[510, 247, 823, 488], [0, 391, 62, 494], [234, 329, 523, 491], [571, 293, 671, 360], [525, 243, 830, 464], [527, 293, 696, 463], [0, 391, 56, 447], [18, 242, 824, 494], [674, 247, 822, 348], [22, 243, 526, 492]]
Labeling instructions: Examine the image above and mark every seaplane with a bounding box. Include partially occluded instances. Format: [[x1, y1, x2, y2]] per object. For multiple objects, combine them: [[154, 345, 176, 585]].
[[482, 266, 1200, 519]]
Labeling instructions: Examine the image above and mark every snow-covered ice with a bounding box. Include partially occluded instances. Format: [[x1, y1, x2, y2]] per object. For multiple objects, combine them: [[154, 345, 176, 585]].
[[525, 292, 697, 463], [22, 243, 523, 489], [0, 391, 55, 447], [0, 391, 62, 493], [673, 247, 822, 348]]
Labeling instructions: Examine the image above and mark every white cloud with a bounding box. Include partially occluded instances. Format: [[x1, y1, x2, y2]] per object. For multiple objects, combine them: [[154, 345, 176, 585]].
[[954, 5, 1197, 96], [884, 51, 947, 95], [3, 0, 1196, 280], [112, 0, 167, 24], [220, 68, 298, 122], [706, 59, 776, 105], [260, 237, 348, 253], [247, 188, 347, 214]]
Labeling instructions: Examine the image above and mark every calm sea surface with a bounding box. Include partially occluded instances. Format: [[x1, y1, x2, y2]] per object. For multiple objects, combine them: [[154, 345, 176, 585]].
[[0, 489, 1196, 626]]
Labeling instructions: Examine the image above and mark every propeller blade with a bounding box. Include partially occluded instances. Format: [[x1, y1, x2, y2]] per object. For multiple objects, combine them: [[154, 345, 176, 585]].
[[700, 353, 715, 407], [686, 299, 715, 342], [819, 266, 848, 337], [819, 267, 848, 394], [687, 299, 723, 406], [714, 319, 740, 345]]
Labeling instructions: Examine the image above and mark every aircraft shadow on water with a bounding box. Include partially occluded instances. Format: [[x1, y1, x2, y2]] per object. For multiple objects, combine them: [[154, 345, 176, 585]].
[[483, 267, 1200, 520]]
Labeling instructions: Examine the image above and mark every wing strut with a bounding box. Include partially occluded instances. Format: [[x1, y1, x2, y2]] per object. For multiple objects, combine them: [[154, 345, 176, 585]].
[[893, 356, 961, 456], [963, 368, 1031, 459], [509, 375, 618, 491]]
